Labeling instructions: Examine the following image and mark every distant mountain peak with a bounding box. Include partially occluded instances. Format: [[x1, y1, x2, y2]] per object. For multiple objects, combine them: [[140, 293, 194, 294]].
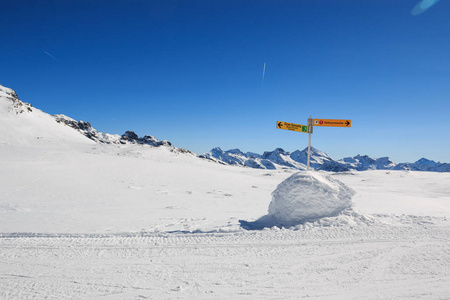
[[227, 148, 245, 155], [415, 158, 437, 165]]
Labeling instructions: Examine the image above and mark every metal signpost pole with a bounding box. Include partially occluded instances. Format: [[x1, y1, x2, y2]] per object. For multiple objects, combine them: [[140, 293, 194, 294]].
[[307, 116, 313, 171]]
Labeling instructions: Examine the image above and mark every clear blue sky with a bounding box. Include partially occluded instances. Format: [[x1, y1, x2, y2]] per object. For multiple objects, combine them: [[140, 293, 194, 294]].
[[1, 0, 449, 162]]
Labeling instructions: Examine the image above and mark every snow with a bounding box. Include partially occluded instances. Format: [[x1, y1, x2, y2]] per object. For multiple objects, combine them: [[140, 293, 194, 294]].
[[240, 172, 355, 229], [1, 85, 450, 299], [269, 172, 355, 225], [0, 84, 18, 99], [0, 89, 94, 148], [1, 224, 450, 299], [332, 170, 450, 217], [0, 143, 281, 233]]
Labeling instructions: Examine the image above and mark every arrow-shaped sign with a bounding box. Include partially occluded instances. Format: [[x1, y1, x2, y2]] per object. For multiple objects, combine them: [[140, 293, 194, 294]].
[[313, 119, 352, 127], [276, 121, 308, 133]]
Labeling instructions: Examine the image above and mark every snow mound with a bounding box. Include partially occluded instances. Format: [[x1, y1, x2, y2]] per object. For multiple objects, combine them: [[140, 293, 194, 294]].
[[270, 172, 355, 224], [240, 171, 355, 229]]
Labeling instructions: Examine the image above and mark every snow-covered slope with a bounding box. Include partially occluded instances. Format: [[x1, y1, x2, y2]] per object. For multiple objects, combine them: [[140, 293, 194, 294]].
[[3, 83, 448, 233], [0, 84, 193, 158], [0, 85, 95, 148], [2, 84, 450, 299], [0, 84, 280, 233]]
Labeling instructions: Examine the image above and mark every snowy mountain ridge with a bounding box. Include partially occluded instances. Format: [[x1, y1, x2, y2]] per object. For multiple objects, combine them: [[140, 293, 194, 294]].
[[53, 114, 173, 147], [204, 147, 450, 172], [201, 146, 334, 170]]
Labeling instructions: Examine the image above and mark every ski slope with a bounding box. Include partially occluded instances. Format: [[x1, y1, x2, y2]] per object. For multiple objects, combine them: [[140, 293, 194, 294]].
[[1, 85, 450, 299], [1, 139, 449, 300], [1, 140, 450, 234]]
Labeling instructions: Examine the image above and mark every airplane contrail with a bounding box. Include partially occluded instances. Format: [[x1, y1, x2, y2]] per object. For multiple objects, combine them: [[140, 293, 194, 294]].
[[43, 51, 62, 63], [262, 62, 266, 89]]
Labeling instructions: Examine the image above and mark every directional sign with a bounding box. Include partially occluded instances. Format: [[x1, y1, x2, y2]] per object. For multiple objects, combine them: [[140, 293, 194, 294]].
[[277, 116, 352, 171], [313, 119, 351, 127], [277, 121, 308, 133]]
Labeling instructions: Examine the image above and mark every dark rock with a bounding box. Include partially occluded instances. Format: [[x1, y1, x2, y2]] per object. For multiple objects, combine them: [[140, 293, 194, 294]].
[[122, 131, 139, 141]]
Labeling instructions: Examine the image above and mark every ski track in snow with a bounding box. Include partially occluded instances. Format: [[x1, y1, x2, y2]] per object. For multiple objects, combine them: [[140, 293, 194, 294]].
[[1, 224, 450, 299]]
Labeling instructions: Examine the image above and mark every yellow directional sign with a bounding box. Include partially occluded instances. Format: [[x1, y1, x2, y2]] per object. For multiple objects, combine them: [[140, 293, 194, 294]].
[[313, 119, 351, 127], [277, 121, 308, 133]]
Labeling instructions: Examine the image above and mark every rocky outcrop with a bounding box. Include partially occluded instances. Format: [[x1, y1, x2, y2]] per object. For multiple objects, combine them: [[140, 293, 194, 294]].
[[120, 131, 172, 147], [54, 114, 173, 147]]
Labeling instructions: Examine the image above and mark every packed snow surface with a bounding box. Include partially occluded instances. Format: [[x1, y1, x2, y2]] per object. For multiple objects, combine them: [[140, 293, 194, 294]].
[[268, 172, 355, 226], [2, 224, 450, 300]]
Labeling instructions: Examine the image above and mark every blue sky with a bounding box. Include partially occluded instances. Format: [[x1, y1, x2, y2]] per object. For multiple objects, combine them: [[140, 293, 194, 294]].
[[1, 0, 449, 162]]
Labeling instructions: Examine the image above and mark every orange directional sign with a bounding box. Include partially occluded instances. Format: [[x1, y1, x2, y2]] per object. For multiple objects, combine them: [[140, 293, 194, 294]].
[[277, 121, 308, 133], [313, 119, 351, 127]]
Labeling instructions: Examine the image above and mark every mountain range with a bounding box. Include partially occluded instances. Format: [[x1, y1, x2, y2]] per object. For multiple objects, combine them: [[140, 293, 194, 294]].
[[1, 84, 449, 173], [202, 147, 450, 172]]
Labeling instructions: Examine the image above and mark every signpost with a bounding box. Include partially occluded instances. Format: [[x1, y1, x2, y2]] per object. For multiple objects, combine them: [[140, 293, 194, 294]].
[[307, 116, 313, 170], [313, 119, 351, 127], [277, 117, 351, 171], [276, 121, 308, 133]]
